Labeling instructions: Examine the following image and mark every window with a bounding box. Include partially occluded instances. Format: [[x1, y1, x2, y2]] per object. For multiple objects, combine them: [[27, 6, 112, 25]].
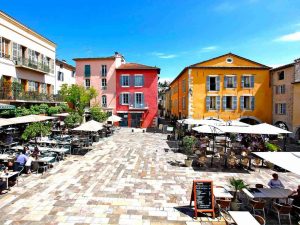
[[222, 96, 237, 110], [101, 78, 107, 90], [206, 96, 220, 110], [242, 75, 254, 88], [278, 71, 284, 80], [240, 96, 255, 110], [57, 71, 64, 81], [182, 79, 186, 92], [85, 79, 90, 89], [101, 65, 107, 77], [275, 103, 286, 115], [224, 76, 236, 88], [207, 76, 220, 91], [84, 65, 91, 77], [120, 93, 129, 105], [28, 49, 38, 65], [0, 37, 10, 58], [134, 93, 144, 108], [121, 75, 130, 87], [102, 95, 107, 107], [72, 71, 75, 77], [275, 85, 285, 94], [134, 75, 144, 87], [40, 83, 47, 94], [28, 81, 38, 92], [226, 57, 233, 64], [12, 42, 21, 61], [182, 96, 186, 110]]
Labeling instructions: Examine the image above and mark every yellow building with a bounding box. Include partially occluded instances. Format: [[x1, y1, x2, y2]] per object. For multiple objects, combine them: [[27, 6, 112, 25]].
[[169, 53, 272, 124]]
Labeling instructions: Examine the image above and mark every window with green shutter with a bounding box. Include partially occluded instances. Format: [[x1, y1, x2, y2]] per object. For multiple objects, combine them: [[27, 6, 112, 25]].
[[84, 65, 91, 77]]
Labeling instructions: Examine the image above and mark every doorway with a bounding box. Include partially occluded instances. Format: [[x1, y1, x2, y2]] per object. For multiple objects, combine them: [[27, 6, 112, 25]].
[[131, 113, 142, 128]]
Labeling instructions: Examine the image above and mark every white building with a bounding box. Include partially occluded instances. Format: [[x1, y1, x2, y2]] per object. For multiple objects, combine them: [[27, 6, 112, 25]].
[[55, 59, 76, 94], [0, 10, 57, 104]]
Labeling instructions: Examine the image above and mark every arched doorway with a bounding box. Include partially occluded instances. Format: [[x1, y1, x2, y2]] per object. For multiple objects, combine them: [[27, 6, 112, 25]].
[[274, 121, 289, 131], [239, 116, 261, 125]]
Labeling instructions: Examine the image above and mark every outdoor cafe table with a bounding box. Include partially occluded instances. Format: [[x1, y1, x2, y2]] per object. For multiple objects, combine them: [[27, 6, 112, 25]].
[[213, 187, 233, 199], [0, 171, 18, 189], [243, 188, 292, 199], [228, 211, 260, 225], [0, 154, 15, 161], [34, 157, 55, 163]]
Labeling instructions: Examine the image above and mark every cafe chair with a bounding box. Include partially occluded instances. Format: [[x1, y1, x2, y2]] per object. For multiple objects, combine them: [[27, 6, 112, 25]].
[[253, 158, 262, 171], [198, 156, 207, 167], [227, 156, 237, 168], [249, 199, 266, 218], [241, 157, 249, 168], [219, 209, 236, 225], [216, 199, 231, 215], [292, 204, 300, 220], [255, 184, 264, 188], [16, 166, 24, 186], [272, 202, 292, 225], [254, 215, 266, 225]]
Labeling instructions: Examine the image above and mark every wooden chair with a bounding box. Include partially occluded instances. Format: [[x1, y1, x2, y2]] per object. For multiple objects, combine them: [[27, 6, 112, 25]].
[[227, 156, 237, 168], [216, 199, 231, 215], [219, 209, 235, 225], [241, 157, 249, 168], [250, 199, 266, 218], [272, 202, 292, 225], [255, 184, 264, 188], [198, 156, 207, 167], [254, 215, 266, 225]]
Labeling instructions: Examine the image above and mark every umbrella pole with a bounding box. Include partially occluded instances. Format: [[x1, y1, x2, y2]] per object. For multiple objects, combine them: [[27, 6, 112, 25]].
[[283, 134, 287, 151], [224, 133, 228, 168], [211, 134, 215, 167]]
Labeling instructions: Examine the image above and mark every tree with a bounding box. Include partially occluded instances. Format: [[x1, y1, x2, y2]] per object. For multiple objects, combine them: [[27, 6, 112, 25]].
[[21, 122, 51, 144], [64, 112, 82, 128], [90, 105, 108, 122], [60, 84, 98, 116]]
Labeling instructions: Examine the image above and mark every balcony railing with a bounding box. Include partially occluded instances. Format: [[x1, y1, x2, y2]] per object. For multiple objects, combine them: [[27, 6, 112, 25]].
[[129, 102, 148, 110], [14, 57, 53, 74], [0, 89, 64, 102]]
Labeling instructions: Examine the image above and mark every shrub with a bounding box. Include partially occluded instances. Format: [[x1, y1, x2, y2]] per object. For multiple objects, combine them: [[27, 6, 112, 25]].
[[265, 142, 281, 152], [48, 106, 62, 115], [182, 136, 197, 157], [90, 105, 108, 122], [58, 103, 68, 112], [39, 104, 49, 114], [21, 122, 51, 142], [64, 112, 82, 128]]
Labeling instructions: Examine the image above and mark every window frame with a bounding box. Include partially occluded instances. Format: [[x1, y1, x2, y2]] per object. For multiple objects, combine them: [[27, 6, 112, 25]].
[[134, 74, 144, 87], [101, 78, 107, 90], [84, 65, 91, 77], [85, 79, 90, 89], [242, 75, 254, 89], [101, 95, 107, 107], [101, 65, 107, 77], [121, 74, 130, 87], [122, 92, 130, 105]]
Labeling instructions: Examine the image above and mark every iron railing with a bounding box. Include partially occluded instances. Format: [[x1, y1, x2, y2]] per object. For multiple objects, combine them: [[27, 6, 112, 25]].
[[14, 57, 53, 73]]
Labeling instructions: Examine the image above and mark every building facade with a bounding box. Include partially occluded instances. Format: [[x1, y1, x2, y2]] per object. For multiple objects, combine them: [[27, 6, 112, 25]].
[[169, 53, 272, 124], [0, 11, 57, 104], [74, 53, 124, 114], [116, 63, 160, 128], [271, 58, 300, 140], [55, 59, 76, 94]]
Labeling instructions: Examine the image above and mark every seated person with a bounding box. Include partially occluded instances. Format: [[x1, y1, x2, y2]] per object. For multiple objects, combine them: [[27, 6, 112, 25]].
[[289, 185, 300, 207], [32, 146, 41, 159], [15, 150, 28, 167], [268, 173, 285, 189], [25, 155, 34, 174]]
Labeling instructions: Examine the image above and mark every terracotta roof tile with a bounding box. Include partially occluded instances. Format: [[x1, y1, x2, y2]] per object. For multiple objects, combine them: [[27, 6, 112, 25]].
[[117, 63, 160, 72]]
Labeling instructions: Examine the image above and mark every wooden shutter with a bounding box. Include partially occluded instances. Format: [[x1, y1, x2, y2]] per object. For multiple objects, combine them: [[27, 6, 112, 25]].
[[224, 76, 228, 88], [206, 77, 210, 91], [250, 76, 255, 88], [222, 96, 226, 110], [216, 76, 220, 91], [240, 96, 244, 110], [241, 76, 244, 88], [233, 96, 237, 110], [251, 96, 255, 111], [234, 76, 237, 88], [206, 96, 210, 111], [130, 76, 134, 87], [216, 96, 220, 110]]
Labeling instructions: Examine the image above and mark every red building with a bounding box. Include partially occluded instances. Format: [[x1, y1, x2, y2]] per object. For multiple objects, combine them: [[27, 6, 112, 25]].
[[116, 63, 160, 128]]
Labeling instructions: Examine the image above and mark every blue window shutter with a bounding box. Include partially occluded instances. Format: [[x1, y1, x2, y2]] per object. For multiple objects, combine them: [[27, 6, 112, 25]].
[[224, 76, 228, 88], [234, 76, 237, 88], [131, 93, 135, 106], [206, 96, 210, 110], [120, 76, 123, 86], [251, 96, 255, 111], [240, 96, 244, 110], [233, 96, 237, 110], [216, 76, 220, 91], [141, 75, 144, 86], [275, 103, 278, 114], [251, 76, 255, 88], [222, 96, 226, 110], [241, 76, 244, 88], [141, 93, 145, 107], [206, 77, 210, 91], [130, 76, 134, 87], [119, 94, 123, 105], [216, 96, 220, 110]]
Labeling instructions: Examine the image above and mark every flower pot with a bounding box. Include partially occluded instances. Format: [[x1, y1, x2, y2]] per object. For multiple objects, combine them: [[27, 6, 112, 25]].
[[185, 159, 193, 167], [230, 200, 242, 211]]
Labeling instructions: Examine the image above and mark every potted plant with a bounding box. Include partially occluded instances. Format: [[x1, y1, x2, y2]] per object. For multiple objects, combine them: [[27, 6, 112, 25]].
[[229, 177, 248, 211], [182, 136, 197, 167]]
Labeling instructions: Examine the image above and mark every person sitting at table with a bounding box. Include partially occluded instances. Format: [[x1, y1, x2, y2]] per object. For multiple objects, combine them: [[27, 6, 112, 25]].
[[268, 173, 285, 189], [32, 146, 40, 159], [25, 155, 34, 174], [23, 146, 31, 156], [289, 185, 300, 207], [15, 150, 28, 168]]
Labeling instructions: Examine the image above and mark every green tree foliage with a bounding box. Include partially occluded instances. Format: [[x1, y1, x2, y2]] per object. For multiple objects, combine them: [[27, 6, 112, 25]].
[[229, 178, 249, 200], [182, 136, 197, 157], [60, 84, 98, 116], [64, 112, 82, 128], [90, 105, 108, 122], [38, 104, 49, 114], [58, 103, 69, 112], [48, 106, 63, 115], [21, 122, 51, 142]]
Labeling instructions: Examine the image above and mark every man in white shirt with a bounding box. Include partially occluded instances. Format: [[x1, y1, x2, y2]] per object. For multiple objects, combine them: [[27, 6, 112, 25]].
[[268, 173, 285, 189]]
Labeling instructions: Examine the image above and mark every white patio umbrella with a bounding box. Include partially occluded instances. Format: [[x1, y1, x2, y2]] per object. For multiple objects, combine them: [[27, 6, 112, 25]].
[[73, 120, 104, 132], [253, 152, 300, 175], [197, 119, 224, 126], [192, 125, 224, 134], [251, 123, 292, 134], [107, 115, 122, 122], [224, 120, 250, 127], [1, 115, 55, 126]]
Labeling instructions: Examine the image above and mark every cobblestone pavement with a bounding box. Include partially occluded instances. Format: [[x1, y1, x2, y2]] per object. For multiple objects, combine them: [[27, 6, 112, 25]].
[[0, 128, 299, 225]]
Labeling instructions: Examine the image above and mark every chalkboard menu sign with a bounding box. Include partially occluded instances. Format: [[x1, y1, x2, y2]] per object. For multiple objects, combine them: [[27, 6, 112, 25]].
[[190, 180, 215, 218]]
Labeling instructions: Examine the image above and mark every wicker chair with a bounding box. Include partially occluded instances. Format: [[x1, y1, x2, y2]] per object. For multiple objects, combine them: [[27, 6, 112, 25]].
[[216, 199, 231, 215], [272, 202, 292, 225], [198, 156, 207, 167], [250, 199, 266, 218], [254, 215, 266, 225]]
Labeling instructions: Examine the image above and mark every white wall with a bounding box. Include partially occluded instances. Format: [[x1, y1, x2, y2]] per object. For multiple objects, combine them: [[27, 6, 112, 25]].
[[55, 64, 76, 94]]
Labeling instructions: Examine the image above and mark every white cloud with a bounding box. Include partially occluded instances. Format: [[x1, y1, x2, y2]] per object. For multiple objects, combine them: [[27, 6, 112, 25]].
[[201, 46, 218, 52], [275, 31, 300, 42], [152, 52, 177, 59]]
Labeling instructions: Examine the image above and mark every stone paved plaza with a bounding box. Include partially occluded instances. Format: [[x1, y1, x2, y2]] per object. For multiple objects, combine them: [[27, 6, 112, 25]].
[[0, 128, 299, 225]]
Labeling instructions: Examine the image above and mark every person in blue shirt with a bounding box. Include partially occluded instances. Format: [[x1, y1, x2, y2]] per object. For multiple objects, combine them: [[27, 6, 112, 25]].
[[15, 150, 28, 166]]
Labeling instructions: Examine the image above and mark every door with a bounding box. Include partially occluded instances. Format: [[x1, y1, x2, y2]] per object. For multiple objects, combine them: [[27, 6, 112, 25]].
[[131, 113, 142, 128], [118, 113, 128, 127]]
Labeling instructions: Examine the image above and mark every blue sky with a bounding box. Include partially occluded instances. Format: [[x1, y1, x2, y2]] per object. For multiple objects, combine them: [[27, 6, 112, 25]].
[[2, 0, 300, 81]]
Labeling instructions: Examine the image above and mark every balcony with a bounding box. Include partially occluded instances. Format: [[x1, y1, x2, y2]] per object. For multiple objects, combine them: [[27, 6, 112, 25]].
[[0, 53, 11, 60], [14, 57, 52, 74], [129, 102, 149, 110]]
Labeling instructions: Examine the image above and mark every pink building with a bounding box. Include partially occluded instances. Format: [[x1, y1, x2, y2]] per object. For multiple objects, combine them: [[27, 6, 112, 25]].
[[116, 63, 160, 128], [74, 52, 124, 114]]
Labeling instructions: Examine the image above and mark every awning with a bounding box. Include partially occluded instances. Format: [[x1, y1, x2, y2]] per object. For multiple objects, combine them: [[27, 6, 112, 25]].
[[0, 103, 15, 110], [107, 115, 122, 122], [253, 152, 300, 175], [72, 120, 104, 132], [251, 123, 292, 134], [0, 115, 55, 127]]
